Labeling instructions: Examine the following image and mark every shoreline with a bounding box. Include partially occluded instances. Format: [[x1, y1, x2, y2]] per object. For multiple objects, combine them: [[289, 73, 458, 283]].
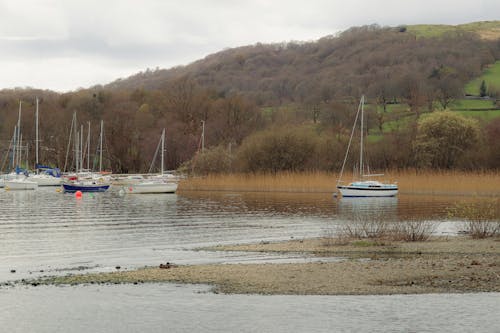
[[22, 237, 500, 295]]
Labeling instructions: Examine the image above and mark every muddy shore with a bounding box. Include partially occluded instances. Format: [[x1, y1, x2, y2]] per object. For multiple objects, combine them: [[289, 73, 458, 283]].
[[23, 237, 500, 295]]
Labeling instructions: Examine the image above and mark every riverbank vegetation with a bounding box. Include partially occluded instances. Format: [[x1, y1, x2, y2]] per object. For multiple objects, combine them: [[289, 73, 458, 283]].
[[179, 170, 500, 195]]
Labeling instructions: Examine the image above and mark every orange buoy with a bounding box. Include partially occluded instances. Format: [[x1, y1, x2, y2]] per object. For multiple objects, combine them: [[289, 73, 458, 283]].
[[75, 190, 83, 198]]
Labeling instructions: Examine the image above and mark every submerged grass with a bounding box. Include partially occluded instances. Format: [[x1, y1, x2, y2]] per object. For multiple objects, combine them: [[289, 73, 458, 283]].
[[179, 170, 500, 196]]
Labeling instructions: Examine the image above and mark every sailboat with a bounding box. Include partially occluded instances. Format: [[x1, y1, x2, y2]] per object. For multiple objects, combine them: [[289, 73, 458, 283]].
[[29, 97, 62, 186], [5, 101, 38, 190], [336, 96, 398, 197], [123, 129, 178, 194], [62, 120, 111, 193]]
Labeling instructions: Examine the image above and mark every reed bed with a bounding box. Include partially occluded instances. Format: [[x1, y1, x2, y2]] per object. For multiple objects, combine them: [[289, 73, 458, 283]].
[[178, 170, 500, 195], [179, 172, 336, 193], [394, 170, 500, 196]]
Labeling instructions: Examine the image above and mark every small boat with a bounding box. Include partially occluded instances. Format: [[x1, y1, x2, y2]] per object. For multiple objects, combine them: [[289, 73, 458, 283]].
[[336, 96, 398, 198], [62, 180, 110, 193], [5, 177, 38, 190], [337, 180, 398, 197], [124, 129, 178, 194], [123, 180, 178, 194], [29, 173, 62, 186]]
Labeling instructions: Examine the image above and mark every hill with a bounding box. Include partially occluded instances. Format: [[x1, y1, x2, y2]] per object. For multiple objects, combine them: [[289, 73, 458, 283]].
[[105, 21, 500, 107]]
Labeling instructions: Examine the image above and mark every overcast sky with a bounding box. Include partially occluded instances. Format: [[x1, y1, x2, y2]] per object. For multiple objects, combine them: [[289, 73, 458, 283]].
[[1, 0, 499, 92]]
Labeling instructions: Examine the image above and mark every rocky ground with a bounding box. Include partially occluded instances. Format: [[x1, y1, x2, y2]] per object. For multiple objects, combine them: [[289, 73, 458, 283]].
[[19, 237, 500, 295]]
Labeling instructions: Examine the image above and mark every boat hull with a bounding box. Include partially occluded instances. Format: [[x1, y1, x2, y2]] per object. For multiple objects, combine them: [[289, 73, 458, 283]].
[[5, 180, 38, 190], [124, 182, 177, 194], [62, 183, 110, 193], [337, 185, 398, 197], [30, 175, 62, 186]]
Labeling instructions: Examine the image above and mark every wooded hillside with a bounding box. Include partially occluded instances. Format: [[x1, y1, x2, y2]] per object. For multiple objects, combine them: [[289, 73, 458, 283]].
[[1, 23, 500, 174]]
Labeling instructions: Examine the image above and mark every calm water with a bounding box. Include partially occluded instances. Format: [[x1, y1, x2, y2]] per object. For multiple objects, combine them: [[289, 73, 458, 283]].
[[1, 187, 497, 332]]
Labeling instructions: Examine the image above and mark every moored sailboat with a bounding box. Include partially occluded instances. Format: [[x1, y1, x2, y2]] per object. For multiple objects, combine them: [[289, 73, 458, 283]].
[[62, 119, 111, 193], [123, 129, 178, 194], [336, 96, 398, 197]]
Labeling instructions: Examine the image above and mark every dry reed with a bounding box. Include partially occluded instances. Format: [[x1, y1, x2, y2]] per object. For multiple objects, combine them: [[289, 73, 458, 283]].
[[178, 170, 500, 195]]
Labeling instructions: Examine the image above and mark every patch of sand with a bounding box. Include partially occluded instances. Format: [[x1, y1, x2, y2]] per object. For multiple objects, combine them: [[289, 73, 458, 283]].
[[27, 237, 500, 295]]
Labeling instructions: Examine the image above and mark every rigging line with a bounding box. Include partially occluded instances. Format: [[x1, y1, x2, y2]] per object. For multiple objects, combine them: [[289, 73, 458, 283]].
[[337, 97, 363, 186]]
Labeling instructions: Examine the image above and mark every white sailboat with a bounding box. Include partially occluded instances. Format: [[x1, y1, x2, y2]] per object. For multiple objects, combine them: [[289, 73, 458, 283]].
[[30, 97, 62, 186], [5, 101, 38, 191], [123, 129, 178, 194], [336, 96, 398, 197]]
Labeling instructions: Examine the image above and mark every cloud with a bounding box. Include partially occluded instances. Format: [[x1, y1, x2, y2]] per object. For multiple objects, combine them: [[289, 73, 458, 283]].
[[1, 0, 499, 91]]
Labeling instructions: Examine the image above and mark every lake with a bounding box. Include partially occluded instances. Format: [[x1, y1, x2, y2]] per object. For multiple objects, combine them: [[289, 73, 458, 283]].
[[1, 187, 498, 332]]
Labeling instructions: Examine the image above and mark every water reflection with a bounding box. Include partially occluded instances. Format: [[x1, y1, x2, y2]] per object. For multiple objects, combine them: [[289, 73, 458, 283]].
[[337, 197, 398, 221]]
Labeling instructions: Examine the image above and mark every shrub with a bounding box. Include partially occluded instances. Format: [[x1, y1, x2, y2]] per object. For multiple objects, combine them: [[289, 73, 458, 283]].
[[184, 145, 234, 175], [332, 213, 439, 243], [448, 199, 500, 238], [235, 125, 318, 173], [391, 219, 438, 241]]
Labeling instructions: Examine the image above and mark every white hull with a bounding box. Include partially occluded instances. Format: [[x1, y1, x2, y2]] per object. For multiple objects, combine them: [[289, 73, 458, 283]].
[[124, 181, 178, 194], [5, 179, 38, 190], [29, 175, 62, 186], [337, 186, 398, 197]]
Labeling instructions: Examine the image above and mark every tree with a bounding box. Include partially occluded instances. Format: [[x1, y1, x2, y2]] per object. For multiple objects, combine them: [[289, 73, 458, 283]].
[[480, 80, 487, 97], [413, 111, 480, 169]]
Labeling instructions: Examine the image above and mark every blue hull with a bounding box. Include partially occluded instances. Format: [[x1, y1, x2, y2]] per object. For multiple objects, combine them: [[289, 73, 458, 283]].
[[62, 183, 110, 193]]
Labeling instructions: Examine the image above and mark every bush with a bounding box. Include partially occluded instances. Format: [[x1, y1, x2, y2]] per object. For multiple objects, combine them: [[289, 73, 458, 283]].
[[334, 214, 439, 242], [184, 145, 234, 175], [235, 125, 319, 173], [448, 199, 500, 238], [391, 219, 438, 241]]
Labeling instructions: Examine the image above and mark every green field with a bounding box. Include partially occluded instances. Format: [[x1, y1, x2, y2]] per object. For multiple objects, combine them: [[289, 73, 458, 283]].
[[465, 60, 500, 95], [455, 109, 500, 121], [450, 98, 497, 110], [407, 21, 500, 39]]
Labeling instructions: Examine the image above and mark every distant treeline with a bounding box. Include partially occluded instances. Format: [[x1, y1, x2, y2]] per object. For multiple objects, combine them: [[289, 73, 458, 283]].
[[1, 25, 500, 173]]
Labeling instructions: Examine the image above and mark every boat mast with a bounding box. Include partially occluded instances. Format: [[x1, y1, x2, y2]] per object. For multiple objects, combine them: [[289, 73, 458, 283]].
[[337, 97, 363, 186], [99, 120, 103, 173], [64, 112, 76, 173], [360, 95, 364, 178], [161, 128, 165, 176], [11, 126, 17, 170], [35, 97, 39, 170], [87, 122, 91, 170], [16, 101, 22, 168], [80, 124, 84, 172]]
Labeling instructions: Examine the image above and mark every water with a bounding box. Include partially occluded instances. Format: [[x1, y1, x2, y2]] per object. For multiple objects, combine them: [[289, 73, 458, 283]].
[[1, 187, 497, 332], [2, 285, 499, 332]]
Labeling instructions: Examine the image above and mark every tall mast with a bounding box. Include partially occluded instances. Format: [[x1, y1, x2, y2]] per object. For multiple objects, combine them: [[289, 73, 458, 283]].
[[35, 97, 39, 169], [161, 128, 165, 176], [99, 120, 103, 173], [11, 126, 17, 170], [74, 113, 79, 173], [359, 95, 364, 178], [16, 101, 22, 167], [80, 124, 84, 171], [87, 122, 91, 170]]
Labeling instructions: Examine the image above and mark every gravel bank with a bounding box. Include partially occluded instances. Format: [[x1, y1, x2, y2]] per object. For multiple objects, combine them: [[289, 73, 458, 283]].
[[24, 237, 500, 295]]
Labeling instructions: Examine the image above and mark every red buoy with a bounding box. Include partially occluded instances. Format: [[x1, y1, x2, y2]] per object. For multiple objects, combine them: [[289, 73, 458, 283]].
[[75, 190, 83, 198]]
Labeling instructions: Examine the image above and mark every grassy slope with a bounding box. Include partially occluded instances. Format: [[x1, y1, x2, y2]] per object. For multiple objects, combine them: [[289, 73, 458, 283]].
[[407, 21, 500, 39], [464, 60, 500, 95]]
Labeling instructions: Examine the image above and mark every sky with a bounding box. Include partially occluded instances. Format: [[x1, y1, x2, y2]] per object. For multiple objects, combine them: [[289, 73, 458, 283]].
[[1, 0, 499, 92]]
